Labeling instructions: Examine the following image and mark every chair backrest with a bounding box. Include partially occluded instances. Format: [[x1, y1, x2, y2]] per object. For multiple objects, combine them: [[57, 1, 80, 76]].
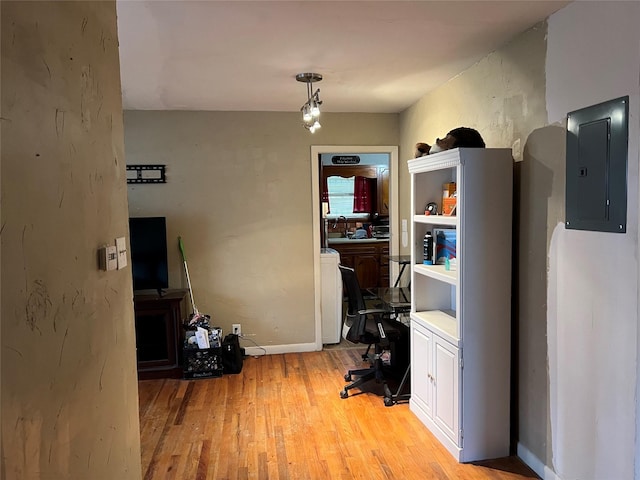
[[338, 264, 367, 342]]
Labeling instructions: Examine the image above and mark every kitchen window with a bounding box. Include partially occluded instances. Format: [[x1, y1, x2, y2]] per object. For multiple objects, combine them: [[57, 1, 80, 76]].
[[325, 176, 371, 219]]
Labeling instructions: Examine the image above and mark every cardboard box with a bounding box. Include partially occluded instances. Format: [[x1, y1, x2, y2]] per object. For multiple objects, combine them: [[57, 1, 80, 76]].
[[442, 182, 457, 215], [442, 197, 457, 216]]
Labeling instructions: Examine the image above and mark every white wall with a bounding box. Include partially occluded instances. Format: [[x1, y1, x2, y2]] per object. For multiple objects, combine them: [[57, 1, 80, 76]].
[[545, 2, 640, 479]]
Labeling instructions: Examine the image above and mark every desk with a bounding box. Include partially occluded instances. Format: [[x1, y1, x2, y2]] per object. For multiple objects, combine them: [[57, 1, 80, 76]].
[[368, 286, 411, 406], [388, 255, 411, 288], [367, 286, 411, 319]]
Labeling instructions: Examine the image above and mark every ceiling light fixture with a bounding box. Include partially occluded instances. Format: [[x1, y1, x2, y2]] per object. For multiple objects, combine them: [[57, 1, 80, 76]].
[[296, 72, 322, 133]]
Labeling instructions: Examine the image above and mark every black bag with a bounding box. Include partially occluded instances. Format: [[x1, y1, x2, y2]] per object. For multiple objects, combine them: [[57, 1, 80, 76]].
[[222, 333, 244, 374]]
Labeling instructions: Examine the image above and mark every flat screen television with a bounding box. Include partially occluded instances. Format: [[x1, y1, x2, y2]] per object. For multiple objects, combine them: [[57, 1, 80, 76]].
[[129, 216, 169, 293]]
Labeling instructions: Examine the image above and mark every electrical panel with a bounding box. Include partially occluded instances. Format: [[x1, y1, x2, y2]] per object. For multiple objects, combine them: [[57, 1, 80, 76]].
[[565, 96, 628, 233]]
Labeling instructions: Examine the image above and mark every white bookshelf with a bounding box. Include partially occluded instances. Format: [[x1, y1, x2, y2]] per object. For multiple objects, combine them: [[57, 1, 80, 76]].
[[408, 148, 513, 462]]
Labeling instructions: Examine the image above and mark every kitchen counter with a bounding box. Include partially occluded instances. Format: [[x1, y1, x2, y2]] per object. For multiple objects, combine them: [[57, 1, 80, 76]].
[[328, 238, 389, 245]]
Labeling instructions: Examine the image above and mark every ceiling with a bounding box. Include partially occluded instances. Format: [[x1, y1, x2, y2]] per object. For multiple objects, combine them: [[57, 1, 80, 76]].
[[116, 0, 570, 114]]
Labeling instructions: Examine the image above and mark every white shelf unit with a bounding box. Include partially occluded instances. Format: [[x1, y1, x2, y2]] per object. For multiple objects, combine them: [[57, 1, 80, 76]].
[[408, 148, 513, 462]]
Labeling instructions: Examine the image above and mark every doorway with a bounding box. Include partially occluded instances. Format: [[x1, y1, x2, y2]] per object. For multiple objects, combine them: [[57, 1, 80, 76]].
[[310, 145, 400, 350]]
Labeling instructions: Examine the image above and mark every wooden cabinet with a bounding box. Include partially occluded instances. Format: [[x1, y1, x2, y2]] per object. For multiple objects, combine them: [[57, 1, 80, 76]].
[[377, 166, 390, 216], [379, 244, 390, 287], [330, 241, 389, 289], [408, 148, 512, 462], [133, 289, 187, 380]]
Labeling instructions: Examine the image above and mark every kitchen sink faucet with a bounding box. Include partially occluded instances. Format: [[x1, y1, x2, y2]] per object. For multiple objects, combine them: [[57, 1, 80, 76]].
[[333, 216, 348, 237]]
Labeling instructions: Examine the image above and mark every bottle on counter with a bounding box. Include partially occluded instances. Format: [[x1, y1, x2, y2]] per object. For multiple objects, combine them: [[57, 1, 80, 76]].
[[423, 231, 434, 265]]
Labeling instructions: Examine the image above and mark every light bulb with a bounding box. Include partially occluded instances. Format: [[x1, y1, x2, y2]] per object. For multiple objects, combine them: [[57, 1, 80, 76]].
[[302, 104, 312, 123], [309, 124, 317, 134], [312, 120, 321, 130], [311, 101, 320, 118]]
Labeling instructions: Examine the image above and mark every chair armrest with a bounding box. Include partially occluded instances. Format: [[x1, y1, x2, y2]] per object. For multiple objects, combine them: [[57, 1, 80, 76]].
[[375, 318, 392, 347], [357, 308, 389, 315]]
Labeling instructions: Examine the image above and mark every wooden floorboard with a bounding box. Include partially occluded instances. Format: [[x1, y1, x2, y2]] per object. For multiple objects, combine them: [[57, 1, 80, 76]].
[[138, 349, 539, 480]]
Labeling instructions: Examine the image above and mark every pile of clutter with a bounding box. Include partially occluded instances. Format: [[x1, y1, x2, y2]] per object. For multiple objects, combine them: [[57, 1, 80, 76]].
[[183, 312, 222, 350], [183, 312, 224, 378]]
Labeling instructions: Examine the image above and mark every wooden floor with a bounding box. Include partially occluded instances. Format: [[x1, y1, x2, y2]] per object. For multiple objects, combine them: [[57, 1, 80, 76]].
[[139, 349, 539, 480]]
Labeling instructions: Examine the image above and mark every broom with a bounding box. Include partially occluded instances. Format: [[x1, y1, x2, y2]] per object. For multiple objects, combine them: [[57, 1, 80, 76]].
[[178, 236, 203, 323]]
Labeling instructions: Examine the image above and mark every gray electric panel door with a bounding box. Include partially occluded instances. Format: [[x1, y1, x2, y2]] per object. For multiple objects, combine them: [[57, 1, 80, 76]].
[[565, 96, 628, 233]]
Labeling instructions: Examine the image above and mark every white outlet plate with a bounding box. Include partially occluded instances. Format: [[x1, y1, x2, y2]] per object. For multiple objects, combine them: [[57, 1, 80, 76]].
[[232, 324, 241, 336], [116, 236, 127, 269]]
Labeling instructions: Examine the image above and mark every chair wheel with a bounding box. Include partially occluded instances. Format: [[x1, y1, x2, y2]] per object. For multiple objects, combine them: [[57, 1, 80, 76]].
[[344, 374, 352, 381], [340, 389, 348, 399], [384, 397, 394, 407]]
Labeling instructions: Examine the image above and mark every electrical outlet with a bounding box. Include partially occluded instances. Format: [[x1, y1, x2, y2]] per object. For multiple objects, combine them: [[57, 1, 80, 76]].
[[232, 324, 241, 336]]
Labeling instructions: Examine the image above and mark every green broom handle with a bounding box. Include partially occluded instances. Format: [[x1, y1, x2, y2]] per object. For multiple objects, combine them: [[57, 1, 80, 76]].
[[178, 236, 198, 315], [178, 236, 187, 261]]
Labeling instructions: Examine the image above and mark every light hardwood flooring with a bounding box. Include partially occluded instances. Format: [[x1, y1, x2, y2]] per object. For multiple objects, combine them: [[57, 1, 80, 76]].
[[138, 349, 539, 480]]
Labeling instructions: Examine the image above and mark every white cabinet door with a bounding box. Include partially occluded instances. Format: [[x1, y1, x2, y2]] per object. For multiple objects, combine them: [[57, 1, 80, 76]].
[[411, 323, 433, 418], [433, 336, 459, 444]]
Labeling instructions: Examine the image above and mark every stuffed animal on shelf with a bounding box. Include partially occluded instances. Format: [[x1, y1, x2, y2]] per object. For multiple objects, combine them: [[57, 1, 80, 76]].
[[415, 127, 486, 157]]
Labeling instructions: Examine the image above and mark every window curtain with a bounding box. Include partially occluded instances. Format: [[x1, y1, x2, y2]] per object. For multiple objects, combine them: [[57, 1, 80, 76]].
[[353, 176, 373, 213]]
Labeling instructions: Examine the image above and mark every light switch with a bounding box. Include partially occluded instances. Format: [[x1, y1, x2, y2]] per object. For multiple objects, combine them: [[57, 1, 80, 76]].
[[402, 219, 408, 248], [99, 245, 118, 271], [116, 236, 128, 269]]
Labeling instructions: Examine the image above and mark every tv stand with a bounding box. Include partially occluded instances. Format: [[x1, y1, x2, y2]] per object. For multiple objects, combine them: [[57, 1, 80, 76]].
[[133, 289, 188, 379]]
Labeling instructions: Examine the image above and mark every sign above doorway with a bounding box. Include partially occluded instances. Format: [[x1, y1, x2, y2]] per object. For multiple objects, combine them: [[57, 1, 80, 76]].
[[331, 155, 360, 165]]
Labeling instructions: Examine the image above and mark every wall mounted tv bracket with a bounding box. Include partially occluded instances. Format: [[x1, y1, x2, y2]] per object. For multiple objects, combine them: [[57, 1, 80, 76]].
[[126, 164, 166, 184]]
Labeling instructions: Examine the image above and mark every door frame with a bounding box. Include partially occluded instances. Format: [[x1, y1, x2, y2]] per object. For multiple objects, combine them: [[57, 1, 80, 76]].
[[311, 145, 400, 349]]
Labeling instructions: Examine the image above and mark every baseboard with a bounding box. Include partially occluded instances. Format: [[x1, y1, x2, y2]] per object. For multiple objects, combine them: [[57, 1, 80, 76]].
[[242, 342, 320, 356], [517, 442, 559, 480]]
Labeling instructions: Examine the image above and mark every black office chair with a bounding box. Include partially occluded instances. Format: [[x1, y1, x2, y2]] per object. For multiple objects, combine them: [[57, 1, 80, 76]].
[[338, 264, 408, 406]]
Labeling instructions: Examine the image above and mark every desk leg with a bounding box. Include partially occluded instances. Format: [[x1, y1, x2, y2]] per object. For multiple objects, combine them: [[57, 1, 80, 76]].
[[394, 263, 408, 288], [383, 363, 411, 407]]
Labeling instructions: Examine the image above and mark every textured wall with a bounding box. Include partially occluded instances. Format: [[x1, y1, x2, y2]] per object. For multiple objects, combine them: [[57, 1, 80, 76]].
[[401, 5, 640, 478], [124, 111, 398, 347], [1, 2, 142, 479]]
